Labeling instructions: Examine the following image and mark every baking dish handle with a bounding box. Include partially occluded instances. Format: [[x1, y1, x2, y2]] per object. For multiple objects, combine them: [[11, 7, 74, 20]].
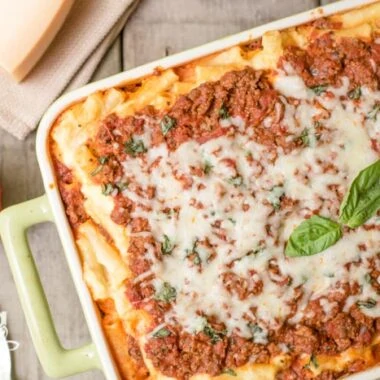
[[0, 195, 101, 378]]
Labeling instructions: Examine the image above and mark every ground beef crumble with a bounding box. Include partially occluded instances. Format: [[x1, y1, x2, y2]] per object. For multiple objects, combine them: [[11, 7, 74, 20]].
[[281, 33, 380, 90]]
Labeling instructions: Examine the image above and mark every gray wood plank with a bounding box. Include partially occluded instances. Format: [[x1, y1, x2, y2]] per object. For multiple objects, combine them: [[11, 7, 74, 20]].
[[1, 1, 326, 379], [92, 37, 122, 81], [122, 0, 319, 69]]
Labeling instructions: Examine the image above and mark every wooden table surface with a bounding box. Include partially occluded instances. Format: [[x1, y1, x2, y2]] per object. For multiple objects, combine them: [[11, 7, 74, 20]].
[[0, 0, 335, 378]]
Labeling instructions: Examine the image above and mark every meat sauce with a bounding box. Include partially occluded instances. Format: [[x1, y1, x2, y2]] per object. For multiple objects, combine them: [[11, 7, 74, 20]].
[[54, 159, 88, 229], [55, 31, 380, 380]]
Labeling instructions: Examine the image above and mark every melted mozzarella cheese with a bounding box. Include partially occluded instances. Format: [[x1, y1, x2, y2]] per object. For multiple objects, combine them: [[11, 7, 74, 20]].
[[273, 74, 309, 99], [118, 72, 380, 338]]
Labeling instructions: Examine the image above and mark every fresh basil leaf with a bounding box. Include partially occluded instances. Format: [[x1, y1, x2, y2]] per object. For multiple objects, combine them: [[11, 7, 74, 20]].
[[153, 327, 171, 338], [154, 282, 176, 303], [222, 368, 237, 376], [310, 85, 327, 95], [356, 298, 377, 309], [285, 215, 342, 257], [124, 137, 147, 156], [348, 87, 361, 100], [219, 104, 230, 119], [160, 115, 177, 135], [161, 234, 174, 255], [339, 160, 380, 228]]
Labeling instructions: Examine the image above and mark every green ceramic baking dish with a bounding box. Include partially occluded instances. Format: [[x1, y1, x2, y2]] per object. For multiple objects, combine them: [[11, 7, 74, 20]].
[[0, 0, 379, 378]]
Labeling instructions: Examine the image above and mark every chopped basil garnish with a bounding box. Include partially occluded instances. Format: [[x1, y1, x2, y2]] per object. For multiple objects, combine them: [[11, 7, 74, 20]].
[[124, 137, 147, 156], [297, 127, 321, 148], [308, 354, 319, 368], [222, 368, 237, 376], [91, 165, 103, 176], [219, 104, 230, 119], [228, 217, 236, 225], [101, 183, 115, 196], [364, 273, 372, 284], [161, 234, 174, 255], [154, 282, 177, 303], [227, 175, 243, 187], [91, 156, 109, 176], [98, 156, 109, 165], [193, 254, 201, 265], [301, 275, 309, 283], [339, 160, 380, 228], [357, 298, 377, 309], [186, 239, 202, 265], [246, 243, 265, 256], [285, 215, 342, 257], [348, 87, 361, 100], [115, 181, 128, 192], [298, 128, 319, 147], [299, 129, 310, 146], [248, 323, 267, 343], [367, 104, 380, 120], [203, 161, 213, 175], [153, 327, 171, 338], [248, 323, 262, 337], [234, 244, 265, 263], [268, 186, 285, 210], [310, 85, 327, 95], [203, 324, 227, 344], [160, 115, 177, 135]]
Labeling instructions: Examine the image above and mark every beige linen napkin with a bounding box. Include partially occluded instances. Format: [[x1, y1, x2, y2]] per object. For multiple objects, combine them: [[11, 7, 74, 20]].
[[0, 0, 140, 140]]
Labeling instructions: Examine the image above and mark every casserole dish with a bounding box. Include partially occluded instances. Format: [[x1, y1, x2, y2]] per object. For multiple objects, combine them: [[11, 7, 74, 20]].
[[1, 0, 380, 378]]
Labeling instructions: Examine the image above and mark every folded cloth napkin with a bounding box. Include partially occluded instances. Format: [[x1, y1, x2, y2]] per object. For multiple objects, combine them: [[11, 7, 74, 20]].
[[0, 0, 139, 140]]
